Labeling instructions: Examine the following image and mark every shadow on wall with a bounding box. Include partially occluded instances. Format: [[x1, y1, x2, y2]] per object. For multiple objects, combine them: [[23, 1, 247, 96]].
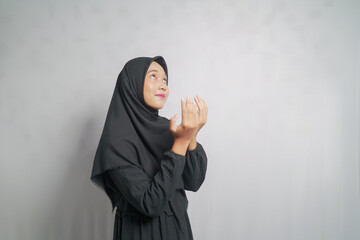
[[42, 114, 114, 240]]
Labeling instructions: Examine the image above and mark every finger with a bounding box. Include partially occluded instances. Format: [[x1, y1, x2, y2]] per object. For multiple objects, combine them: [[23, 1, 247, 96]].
[[199, 96, 208, 114], [189, 101, 199, 125], [201, 97, 208, 116], [186, 96, 198, 116], [202, 97, 208, 116], [202, 98, 208, 122], [195, 95, 204, 112], [183, 97, 192, 125], [202, 97, 208, 110], [188, 96, 200, 124], [198, 96, 208, 123], [195, 95, 205, 121], [186, 96, 193, 106], [199, 95, 207, 108], [197, 95, 205, 108], [169, 114, 178, 131], [190, 96, 198, 110], [190, 98, 198, 114], [181, 98, 186, 124], [193, 100, 199, 112]]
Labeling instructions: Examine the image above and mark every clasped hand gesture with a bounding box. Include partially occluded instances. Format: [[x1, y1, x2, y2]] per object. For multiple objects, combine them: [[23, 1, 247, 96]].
[[169, 95, 208, 144]]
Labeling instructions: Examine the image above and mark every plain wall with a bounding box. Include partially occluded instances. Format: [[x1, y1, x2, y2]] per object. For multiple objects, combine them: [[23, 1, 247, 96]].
[[1, 0, 359, 239]]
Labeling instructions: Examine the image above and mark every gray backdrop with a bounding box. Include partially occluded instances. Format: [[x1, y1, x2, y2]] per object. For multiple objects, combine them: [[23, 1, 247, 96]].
[[1, 0, 359, 239]]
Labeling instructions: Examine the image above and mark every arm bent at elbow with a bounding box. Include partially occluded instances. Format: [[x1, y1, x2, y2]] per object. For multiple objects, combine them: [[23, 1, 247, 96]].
[[107, 150, 186, 217]]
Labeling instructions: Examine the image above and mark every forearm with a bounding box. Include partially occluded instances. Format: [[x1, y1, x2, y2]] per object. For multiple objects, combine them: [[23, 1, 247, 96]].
[[107, 150, 186, 217]]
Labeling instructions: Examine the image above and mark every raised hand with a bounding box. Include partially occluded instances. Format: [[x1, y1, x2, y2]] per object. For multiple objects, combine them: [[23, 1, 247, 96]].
[[169, 96, 199, 143]]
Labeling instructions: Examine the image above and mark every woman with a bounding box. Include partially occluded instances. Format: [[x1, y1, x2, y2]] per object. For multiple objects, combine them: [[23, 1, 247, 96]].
[[90, 56, 208, 240]]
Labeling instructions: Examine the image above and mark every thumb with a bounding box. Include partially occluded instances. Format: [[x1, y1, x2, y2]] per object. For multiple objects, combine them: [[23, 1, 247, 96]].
[[169, 114, 178, 131]]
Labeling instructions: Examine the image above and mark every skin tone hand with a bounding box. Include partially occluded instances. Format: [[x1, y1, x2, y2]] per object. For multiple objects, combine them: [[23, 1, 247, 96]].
[[169, 96, 200, 155], [169, 95, 208, 155], [170, 96, 199, 141], [188, 94, 208, 150]]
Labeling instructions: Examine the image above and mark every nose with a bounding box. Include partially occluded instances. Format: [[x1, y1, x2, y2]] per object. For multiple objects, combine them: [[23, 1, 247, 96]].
[[160, 82, 167, 90]]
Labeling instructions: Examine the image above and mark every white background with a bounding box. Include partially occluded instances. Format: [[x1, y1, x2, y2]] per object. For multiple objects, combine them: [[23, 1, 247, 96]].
[[1, 0, 359, 239]]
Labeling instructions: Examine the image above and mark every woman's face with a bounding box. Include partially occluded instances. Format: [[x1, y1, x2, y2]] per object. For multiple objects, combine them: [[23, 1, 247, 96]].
[[143, 61, 169, 109]]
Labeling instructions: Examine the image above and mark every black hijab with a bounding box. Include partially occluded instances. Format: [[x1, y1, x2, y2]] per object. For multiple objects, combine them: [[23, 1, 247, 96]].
[[90, 56, 175, 210]]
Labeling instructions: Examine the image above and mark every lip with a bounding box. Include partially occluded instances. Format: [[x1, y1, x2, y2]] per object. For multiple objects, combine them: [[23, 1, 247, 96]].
[[155, 94, 165, 98]]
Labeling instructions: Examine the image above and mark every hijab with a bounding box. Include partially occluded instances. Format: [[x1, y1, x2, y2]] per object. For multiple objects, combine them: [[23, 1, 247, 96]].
[[90, 56, 175, 211]]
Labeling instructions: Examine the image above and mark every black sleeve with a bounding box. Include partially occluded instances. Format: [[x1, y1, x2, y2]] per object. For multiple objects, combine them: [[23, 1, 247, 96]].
[[107, 149, 186, 217], [182, 142, 208, 192]]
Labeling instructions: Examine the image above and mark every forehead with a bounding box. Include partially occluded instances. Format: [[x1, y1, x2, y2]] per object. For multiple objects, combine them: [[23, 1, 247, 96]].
[[147, 61, 166, 74]]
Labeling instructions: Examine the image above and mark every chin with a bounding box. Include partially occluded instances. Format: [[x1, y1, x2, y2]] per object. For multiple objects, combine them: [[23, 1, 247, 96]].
[[150, 104, 163, 110]]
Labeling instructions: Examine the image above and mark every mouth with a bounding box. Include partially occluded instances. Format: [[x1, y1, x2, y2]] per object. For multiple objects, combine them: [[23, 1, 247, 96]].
[[155, 94, 165, 98]]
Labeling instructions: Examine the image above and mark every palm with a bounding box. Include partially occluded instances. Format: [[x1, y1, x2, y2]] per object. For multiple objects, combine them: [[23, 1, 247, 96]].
[[170, 95, 208, 141]]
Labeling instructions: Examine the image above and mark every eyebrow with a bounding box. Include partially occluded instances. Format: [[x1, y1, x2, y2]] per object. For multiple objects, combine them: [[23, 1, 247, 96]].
[[147, 69, 167, 78]]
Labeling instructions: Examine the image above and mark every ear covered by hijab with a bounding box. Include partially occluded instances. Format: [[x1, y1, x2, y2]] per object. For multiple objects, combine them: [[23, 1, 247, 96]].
[[90, 56, 175, 211]]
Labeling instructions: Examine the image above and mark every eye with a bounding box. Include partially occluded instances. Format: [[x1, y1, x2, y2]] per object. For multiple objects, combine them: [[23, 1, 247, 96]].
[[150, 74, 156, 79]]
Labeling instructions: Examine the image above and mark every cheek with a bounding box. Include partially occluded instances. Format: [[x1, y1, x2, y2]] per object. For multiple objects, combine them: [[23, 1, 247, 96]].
[[144, 82, 154, 95], [149, 81, 158, 90]]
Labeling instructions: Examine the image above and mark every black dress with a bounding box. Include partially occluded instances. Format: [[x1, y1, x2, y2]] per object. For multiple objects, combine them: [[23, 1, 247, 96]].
[[106, 142, 207, 240]]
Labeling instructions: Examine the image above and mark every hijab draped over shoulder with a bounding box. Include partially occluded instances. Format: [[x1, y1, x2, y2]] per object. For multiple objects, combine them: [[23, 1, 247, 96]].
[[90, 56, 175, 210]]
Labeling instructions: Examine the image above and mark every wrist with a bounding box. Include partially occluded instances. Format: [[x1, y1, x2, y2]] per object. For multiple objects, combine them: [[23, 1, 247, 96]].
[[187, 137, 197, 151], [172, 138, 191, 156]]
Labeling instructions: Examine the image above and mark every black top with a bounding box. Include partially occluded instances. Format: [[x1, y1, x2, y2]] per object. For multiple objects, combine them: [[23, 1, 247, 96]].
[[107, 142, 207, 240], [90, 55, 208, 239]]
